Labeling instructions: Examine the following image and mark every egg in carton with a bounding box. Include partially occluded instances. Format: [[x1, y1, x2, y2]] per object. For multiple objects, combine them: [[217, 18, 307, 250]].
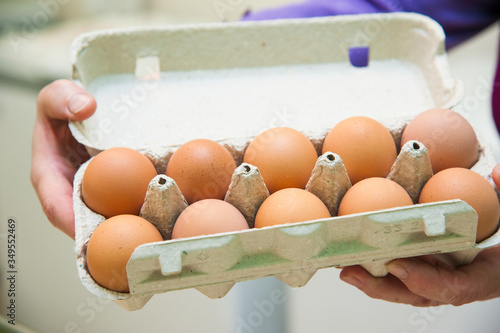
[[69, 13, 500, 311]]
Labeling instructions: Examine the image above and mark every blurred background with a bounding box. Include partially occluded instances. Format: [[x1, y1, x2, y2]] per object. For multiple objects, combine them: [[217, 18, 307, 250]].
[[1, 1, 499, 332]]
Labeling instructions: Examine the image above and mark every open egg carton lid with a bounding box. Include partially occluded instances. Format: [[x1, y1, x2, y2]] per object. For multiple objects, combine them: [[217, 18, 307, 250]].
[[68, 12, 464, 156], [69, 13, 500, 311]]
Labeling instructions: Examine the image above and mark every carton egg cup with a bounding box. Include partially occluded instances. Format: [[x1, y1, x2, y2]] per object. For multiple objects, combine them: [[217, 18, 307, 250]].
[[69, 13, 500, 311]]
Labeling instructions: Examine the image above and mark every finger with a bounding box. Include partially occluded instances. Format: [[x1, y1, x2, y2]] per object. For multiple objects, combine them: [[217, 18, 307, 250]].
[[32, 79, 93, 172], [37, 79, 96, 122], [386, 255, 500, 306], [32, 159, 76, 239], [492, 164, 500, 188], [31, 123, 80, 238], [31, 79, 96, 239], [407, 254, 455, 269], [340, 265, 437, 306]]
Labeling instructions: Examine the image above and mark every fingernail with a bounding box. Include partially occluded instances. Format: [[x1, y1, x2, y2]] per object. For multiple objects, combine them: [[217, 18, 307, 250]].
[[340, 275, 364, 289], [387, 264, 408, 280], [68, 94, 90, 115]]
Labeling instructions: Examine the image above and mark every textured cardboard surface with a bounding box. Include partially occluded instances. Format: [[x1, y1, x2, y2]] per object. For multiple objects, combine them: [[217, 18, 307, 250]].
[[69, 13, 498, 311]]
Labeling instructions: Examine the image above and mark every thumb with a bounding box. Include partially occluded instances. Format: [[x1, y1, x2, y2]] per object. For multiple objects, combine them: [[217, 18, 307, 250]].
[[37, 79, 96, 122], [386, 253, 500, 306]]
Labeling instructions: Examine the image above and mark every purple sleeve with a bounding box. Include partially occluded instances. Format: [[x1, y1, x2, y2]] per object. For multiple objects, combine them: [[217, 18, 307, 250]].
[[242, 0, 500, 49]]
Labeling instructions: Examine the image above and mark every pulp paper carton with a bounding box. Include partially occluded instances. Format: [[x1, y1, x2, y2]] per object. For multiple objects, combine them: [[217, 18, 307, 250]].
[[69, 13, 500, 311]]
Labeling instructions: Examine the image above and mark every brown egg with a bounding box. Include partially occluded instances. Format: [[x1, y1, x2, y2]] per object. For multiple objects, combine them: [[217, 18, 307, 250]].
[[338, 177, 413, 215], [166, 139, 237, 204], [86, 215, 163, 292], [82, 147, 157, 218], [419, 168, 500, 242], [172, 199, 249, 239], [254, 188, 330, 228], [322, 116, 397, 185], [243, 127, 318, 193], [401, 108, 479, 173]]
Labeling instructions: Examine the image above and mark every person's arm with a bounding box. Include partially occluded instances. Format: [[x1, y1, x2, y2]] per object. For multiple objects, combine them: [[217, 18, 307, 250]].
[[243, 0, 500, 48], [31, 80, 96, 239]]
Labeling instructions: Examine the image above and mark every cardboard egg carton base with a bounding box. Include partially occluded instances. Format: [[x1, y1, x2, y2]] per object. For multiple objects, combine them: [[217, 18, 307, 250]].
[[69, 13, 500, 311], [73, 127, 498, 311]]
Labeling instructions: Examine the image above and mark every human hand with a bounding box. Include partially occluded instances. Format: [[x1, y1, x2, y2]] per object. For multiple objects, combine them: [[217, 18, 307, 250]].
[[31, 79, 96, 239], [340, 245, 500, 306], [339, 164, 500, 306]]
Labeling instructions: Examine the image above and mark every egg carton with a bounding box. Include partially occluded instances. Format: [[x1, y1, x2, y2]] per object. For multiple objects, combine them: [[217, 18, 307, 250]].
[[69, 13, 500, 311]]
